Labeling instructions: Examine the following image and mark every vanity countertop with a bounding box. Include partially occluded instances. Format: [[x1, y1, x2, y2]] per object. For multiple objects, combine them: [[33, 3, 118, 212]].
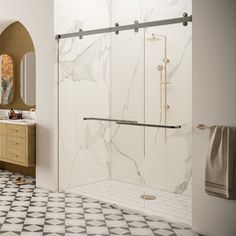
[[0, 119, 36, 126]]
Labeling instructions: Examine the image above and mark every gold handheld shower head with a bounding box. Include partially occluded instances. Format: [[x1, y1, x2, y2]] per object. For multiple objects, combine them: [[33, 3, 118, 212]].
[[157, 65, 163, 71]]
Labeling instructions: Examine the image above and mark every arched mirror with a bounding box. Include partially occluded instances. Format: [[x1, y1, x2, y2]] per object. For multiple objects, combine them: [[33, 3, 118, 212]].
[[0, 54, 13, 104], [20, 52, 36, 106]]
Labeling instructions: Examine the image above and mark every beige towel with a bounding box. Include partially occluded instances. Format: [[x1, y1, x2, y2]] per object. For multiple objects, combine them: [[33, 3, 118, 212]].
[[205, 126, 236, 199]]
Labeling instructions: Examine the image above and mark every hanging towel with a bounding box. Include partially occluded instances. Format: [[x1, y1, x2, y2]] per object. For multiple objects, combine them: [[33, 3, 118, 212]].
[[205, 126, 236, 199]]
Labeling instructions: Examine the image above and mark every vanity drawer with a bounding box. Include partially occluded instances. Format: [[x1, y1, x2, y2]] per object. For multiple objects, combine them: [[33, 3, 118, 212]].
[[6, 124, 26, 138], [0, 123, 35, 167], [6, 152, 26, 165], [6, 136, 26, 150]]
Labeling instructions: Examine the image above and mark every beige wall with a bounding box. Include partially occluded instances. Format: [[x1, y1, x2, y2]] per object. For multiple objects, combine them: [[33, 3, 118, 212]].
[[193, 0, 236, 235], [0, 0, 55, 190]]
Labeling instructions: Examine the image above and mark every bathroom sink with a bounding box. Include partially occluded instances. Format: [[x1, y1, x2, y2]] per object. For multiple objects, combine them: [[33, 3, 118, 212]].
[[0, 119, 36, 125], [8, 119, 29, 122]]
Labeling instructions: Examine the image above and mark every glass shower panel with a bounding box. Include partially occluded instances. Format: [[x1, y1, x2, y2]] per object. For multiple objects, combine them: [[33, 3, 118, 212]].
[[57, 17, 192, 222], [110, 29, 146, 210], [144, 22, 192, 214], [58, 33, 111, 197]]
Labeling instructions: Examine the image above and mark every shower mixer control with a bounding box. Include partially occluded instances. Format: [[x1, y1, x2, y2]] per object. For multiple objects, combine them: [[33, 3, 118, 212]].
[[163, 58, 170, 63], [165, 105, 170, 110]]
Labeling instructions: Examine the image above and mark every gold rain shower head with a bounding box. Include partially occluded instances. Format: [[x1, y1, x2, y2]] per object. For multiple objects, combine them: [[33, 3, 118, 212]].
[[147, 33, 162, 41]]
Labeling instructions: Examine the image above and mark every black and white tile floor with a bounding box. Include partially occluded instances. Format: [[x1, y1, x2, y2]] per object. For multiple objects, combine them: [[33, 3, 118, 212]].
[[0, 170, 200, 236]]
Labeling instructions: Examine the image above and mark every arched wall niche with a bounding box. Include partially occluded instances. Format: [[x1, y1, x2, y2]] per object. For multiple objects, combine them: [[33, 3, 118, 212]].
[[0, 19, 15, 34], [0, 21, 35, 110]]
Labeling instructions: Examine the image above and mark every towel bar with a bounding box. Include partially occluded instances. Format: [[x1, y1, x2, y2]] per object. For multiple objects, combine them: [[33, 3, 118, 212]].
[[83, 117, 138, 124]]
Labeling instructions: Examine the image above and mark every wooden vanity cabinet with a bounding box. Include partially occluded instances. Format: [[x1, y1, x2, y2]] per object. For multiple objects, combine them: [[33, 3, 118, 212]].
[[0, 123, 36, 167]]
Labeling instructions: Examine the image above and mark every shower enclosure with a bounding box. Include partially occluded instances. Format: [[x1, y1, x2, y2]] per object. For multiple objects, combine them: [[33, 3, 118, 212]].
[[57, 11, 192, 225]]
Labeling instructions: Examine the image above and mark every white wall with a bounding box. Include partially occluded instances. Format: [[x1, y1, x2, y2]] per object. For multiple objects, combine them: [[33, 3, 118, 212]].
[[193, 0, 236, 235], [0, 0, 55, 190]]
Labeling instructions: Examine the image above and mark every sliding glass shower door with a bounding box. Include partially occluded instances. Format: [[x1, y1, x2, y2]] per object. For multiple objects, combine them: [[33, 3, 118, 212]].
[[109, 28, 146, 209], [143, 23, 192, 220], [58, 33, 111, 190], [58, 19, 192, 223]]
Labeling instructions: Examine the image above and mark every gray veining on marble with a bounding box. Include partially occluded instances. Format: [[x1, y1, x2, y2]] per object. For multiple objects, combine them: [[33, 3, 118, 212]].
[[169, 122, 192, 194], [58, 9, 112, 188], [56, 0, 192, 200], [167, 36, 192, 80]]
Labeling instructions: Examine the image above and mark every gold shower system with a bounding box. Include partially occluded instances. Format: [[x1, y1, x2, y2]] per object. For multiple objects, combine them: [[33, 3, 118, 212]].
[[148, 33, 170, 143]]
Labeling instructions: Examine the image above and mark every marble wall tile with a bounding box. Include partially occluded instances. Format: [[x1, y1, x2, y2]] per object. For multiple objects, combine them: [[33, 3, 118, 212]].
[[110, 0, 192, 195], [110, 30, 145, 186], [56, 0, 192, 196], [56, 0, 112, 189]]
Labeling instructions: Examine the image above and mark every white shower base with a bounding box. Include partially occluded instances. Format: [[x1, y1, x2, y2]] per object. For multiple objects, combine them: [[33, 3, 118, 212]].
[[67, 180, 192, 226]]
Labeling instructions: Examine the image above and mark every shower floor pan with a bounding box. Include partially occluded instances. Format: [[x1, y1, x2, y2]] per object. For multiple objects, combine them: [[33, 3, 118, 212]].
[[67, 180, 192, 226]]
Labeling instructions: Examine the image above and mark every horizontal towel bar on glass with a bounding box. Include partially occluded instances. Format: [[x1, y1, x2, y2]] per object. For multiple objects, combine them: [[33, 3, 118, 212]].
[[83, 117, 138, 124], [116, 121, 181, 129], [83, 117, 181, 129]]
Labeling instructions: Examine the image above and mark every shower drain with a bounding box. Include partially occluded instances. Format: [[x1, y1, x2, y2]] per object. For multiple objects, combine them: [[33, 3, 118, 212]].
[[140, 194, 157, 200]]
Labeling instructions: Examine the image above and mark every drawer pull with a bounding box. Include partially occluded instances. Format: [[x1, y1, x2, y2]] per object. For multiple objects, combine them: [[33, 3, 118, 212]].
[[10, 141, 18, 145], [9, 129, 19, 132]]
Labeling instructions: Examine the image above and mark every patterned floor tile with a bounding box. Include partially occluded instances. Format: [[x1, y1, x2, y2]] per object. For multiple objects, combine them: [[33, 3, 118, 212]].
[[0, 170, 200, 236]]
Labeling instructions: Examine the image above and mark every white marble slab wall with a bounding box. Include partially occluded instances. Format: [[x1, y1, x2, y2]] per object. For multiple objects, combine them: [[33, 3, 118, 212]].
[[110, 0, 192, 195], [56, 0, 192, 196], [55, 0, 112, 189], [110, 30, 145, 186]]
